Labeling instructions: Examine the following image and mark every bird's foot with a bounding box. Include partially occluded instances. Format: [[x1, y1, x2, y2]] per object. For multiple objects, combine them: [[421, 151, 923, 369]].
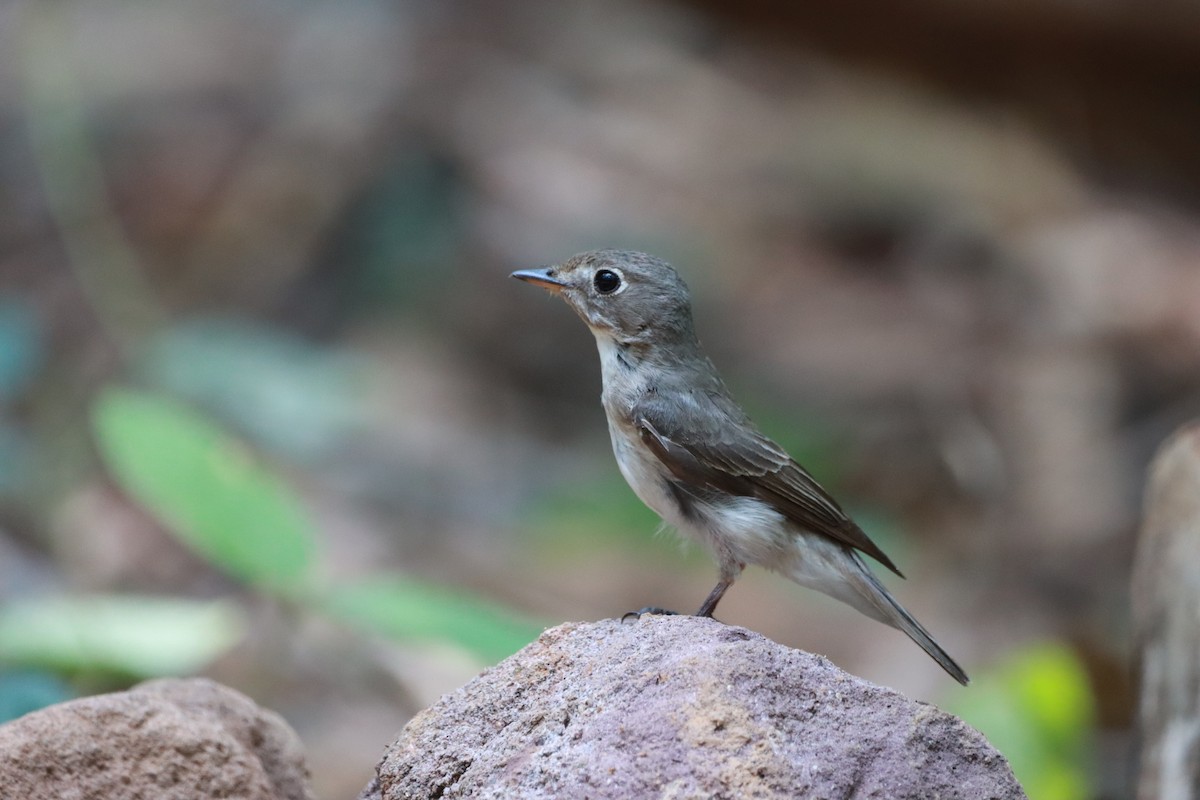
[[620, 606, 678, 622]]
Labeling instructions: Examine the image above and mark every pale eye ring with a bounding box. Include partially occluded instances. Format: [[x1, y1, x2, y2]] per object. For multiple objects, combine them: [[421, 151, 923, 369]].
[[593, 269, 623, 295]]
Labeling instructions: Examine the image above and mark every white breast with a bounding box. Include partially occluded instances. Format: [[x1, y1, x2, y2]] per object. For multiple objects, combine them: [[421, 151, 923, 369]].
[[607, 414, 680, 523]]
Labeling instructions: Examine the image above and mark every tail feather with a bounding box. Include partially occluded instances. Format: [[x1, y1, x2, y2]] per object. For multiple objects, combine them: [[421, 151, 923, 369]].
[[845, 553, 970, 685]]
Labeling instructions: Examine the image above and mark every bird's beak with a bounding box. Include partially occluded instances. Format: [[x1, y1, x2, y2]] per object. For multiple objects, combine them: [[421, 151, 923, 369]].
[[510, 267, 567, 293]]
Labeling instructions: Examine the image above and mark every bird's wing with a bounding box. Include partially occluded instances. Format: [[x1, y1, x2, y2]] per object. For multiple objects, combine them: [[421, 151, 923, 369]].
[[634, 391, 903, 576]]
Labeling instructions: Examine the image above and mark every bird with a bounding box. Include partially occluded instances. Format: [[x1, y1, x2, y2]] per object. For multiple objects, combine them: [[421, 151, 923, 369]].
[[512, 249, 968, 685]]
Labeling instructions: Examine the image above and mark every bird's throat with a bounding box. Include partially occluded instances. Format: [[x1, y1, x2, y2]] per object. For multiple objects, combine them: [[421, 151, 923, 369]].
[[596, 335, 640, 376]]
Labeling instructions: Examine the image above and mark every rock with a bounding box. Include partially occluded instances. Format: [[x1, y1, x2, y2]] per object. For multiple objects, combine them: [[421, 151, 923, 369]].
[[0, 677, 314, 800], [1133, 423, 1200, 800], [364, 616, 1025, 800]]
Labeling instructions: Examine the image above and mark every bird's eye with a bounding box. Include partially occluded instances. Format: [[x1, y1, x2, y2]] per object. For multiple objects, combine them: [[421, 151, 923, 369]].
[[593, 269, 622, 294]]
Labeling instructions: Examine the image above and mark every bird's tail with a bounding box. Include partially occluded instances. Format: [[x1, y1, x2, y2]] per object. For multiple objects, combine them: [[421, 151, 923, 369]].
[[829, 552, 970, 686], [781, 537, 969, 684]]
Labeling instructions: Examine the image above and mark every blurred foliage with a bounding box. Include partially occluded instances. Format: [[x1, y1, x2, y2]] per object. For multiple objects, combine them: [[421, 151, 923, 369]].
[[89, 386, 543, 664], [0, 424, 32, 497], [0, 671, 73, 725], [321, 577, 543, 665], [0, 299, 42, 404], [0, 300, 41, 495], [93, 388, 319, 595], [0, 596, 245, 679], [331, 151, 467, 314], [521, 468, 683, 559], [136, 318, 367, 461], [947, 642, 1095, 800]]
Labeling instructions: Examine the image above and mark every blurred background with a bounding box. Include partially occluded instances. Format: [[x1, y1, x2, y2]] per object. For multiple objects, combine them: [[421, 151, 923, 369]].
[[2, 1, 1199, 798]]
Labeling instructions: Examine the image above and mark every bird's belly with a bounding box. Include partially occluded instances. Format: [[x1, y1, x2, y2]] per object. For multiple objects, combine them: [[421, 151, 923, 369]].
[[609, 425, 683, 524], [693, 495, 793, 565]]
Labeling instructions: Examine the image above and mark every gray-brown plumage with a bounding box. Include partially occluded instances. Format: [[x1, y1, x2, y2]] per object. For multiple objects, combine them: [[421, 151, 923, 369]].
[[513, 249, 968, 685]]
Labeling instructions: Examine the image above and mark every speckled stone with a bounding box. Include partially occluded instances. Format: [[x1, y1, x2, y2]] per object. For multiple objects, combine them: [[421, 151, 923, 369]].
[[363, 616, 1025, 800], [0, 678, 314, 800]]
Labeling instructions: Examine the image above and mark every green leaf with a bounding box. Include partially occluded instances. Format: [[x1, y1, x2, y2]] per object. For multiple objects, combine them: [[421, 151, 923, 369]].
[[91, 387, 318, 593], [320, 576, 544, 663], [946, 641, 1094, 800], [0, 596, 245, 678], [1010, 644, 1094, 748]]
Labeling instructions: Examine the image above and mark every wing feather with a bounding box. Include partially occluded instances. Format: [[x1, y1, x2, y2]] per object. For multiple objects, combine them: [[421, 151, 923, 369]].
[[635, 391, 903, 577]]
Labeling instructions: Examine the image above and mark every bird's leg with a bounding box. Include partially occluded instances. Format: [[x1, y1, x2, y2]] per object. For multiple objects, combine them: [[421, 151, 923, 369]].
[[694, 579, 731, 617], [694, 562, 745, 617], [623, 562, 744, 622]]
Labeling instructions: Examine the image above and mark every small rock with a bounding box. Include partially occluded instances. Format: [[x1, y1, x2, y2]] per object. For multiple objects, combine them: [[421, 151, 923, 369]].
[[0, 677, 314, 800], [364, 616, 1025, 800]]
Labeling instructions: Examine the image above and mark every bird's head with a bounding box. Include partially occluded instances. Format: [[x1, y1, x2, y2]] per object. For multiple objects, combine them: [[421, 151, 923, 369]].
[[511, 250, 696, 346]]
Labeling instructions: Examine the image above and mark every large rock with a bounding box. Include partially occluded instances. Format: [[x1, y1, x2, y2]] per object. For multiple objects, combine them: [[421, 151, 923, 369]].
[[364, 616, 1024, 800], [0, 677, 314, 800], [1133, 423, 1200, 799]]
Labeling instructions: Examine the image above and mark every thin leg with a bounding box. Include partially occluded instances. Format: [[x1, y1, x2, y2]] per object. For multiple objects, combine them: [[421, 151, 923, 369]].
[[695, 578, 732, 617], [695, 562, 744, 618]]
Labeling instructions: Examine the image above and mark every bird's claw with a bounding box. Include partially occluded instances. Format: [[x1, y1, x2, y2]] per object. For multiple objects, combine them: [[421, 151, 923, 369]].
[[620, 606, 679, 622]]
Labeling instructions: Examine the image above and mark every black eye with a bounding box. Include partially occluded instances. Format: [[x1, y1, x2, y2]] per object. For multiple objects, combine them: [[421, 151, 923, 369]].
[[593, 269, 621, 294]]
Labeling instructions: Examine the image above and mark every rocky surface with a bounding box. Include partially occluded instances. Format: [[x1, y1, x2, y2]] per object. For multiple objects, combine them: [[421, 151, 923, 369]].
[[1133, 423, 1200, 800], [0, 677, 314, 800], [364, 616, 1025, 800]]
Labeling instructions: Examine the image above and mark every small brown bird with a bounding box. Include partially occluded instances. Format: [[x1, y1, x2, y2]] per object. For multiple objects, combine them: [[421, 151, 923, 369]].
[[513, 250, 968, 684]]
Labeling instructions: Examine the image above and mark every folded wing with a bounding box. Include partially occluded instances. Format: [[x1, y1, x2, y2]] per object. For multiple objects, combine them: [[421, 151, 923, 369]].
[[635, 390, 903, 577]]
